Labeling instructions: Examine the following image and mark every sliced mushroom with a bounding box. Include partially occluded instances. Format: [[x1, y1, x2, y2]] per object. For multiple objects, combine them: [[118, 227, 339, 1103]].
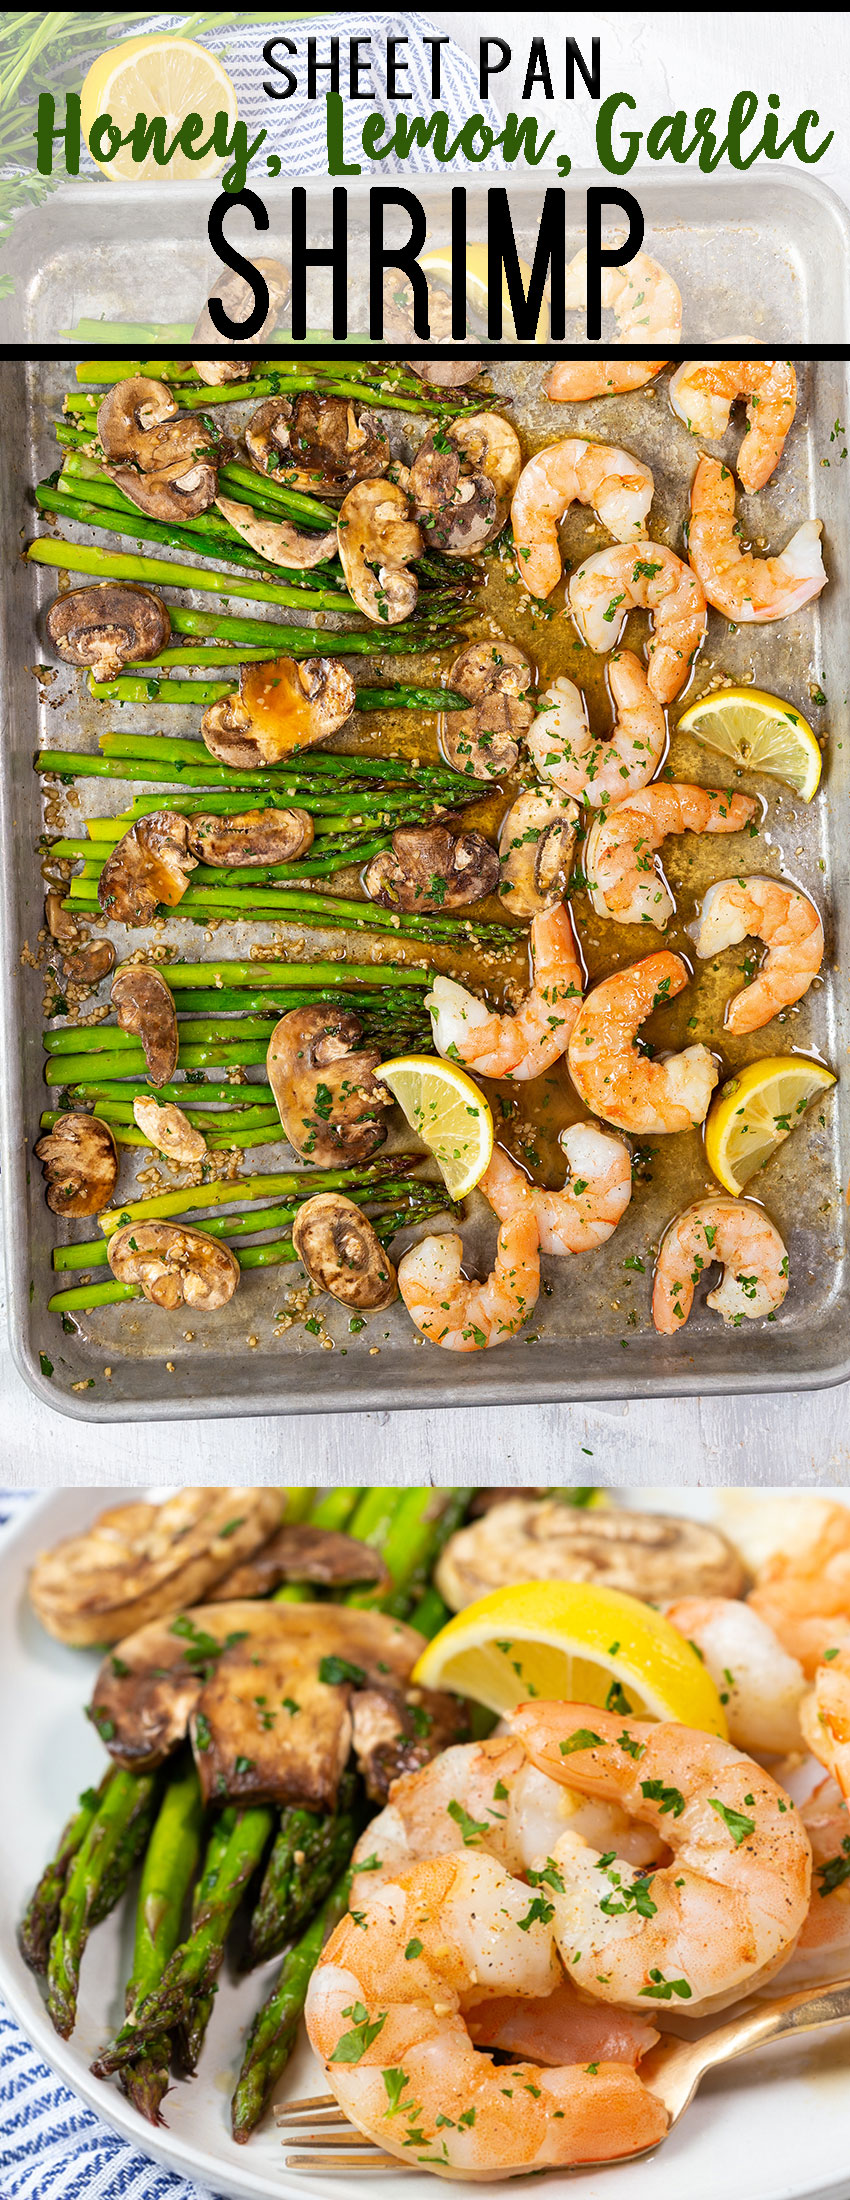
[[498, 790, 579, 918], [187, 807, 314, 867], [97, 376, 218, 520], [107, 1220, 240, 1310], [46, 582, 171, 682], [210, 1523, 391, 1600], [111, 965, 179, 1084], [216, 491, 337, 570], [364, 824, 499, 913], [292, 1193, 397, 1310], [245, 392, 389, 499], [337, 480, 421, 624], [201, 655, 355, 768], [192, 257, 291, 365], [133, 1098, 207, 1166], [409, 412, 520, 556], [441, 638, 535, 779], [44, 893, 116, 984], [435, 1497, 748, 1613], [267, 1005, 391, 1166], [34, 1112, 118, 1216], [98, 814, 197, 926], [407, 357, 483, 389], [27, 1488, 284, 1646], [349, 1681, 468, 1802]]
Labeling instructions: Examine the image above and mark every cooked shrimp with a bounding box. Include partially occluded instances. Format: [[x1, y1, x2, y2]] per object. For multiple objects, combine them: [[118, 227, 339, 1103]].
[[688, 455, 827, 621], [563, 247, 682, 344], [514, 1701, 812, 2015], [481, 1124, 632, 1257], [350, 1733, 661, 1904], [664, 1596, 807, 1755], [568, 541, 707, 704], [652, 1197, 789, 1335], [466, 1983, 659, 2070], [396, 1204, 540, 1353], [585, 783, 758, 930], [427, 904, 583, 1082], [305, 1850, 669, 2179], [546, 361, 667, 402], [567, 951, 718, 1135], [749, 1507, 850, 1677], [669, 361, 797, 492], [527, 650, 667, 808], [776, 1779, 850, 1987], [693, 874, 824, 1033], [799, 1647, 850, 1801], [511, 438, 654, 599]]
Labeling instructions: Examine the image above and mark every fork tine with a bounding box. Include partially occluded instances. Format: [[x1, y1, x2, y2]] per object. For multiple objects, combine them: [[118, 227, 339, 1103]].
[[284, 2153, 407, 2171], [276, 2094, 338, 2114], [275, 2109, 351, 2127], [284, 2133, 386, 2150]]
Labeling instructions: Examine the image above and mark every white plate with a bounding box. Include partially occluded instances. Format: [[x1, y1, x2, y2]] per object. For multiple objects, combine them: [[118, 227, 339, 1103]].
[[2, 1487, 849, 2200]]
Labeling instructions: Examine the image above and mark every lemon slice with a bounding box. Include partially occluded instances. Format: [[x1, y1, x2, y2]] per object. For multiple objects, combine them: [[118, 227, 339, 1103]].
[[413, 1580, 727, 1735], [705, 1055, 836, 1195], [378, 1054, 493, 1199], [80, 35, 237, 182], [420, 244, 549, 343], [676, 687, 822, 799]]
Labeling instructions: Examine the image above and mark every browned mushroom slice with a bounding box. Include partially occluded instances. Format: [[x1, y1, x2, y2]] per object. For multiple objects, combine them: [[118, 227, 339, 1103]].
[[98, 813, 197, 926], [187, 807, 314, 866], [245, 392, 390, 499], [107, 1221, 240, 1310], [497, 790, 579, 918], [441, 638, 535, 779], [111, 965, 179, 1084], [35, 1113, 118, 1216], [192, 257, 291, 364], [215, 493, 337, 571], [364, 824, 499, 913], [291, 1193, 397, 1310], [201, 656, 355, 769], [407, 357, 484, 389], [28, 1488, 285, 1647], [337, 480, 421, 624], [210, 1523, 391, 1601], [267, 1005, 391, 1166], [97, 375, 219, 520], [409, 412, 520, 556], [44, 892, 116, 984], [350, 1682, 469, 1801], [133, 1098, 208, 1165], [46, 582, 171, 682], [89, 1601, 424, 1799], [435, 1498, 748, 1613]]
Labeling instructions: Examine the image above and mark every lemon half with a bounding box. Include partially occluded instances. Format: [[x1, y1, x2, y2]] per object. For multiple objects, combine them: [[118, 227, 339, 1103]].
[[413, 1580, 727, 1736], [676, 687, 822, 800], [705, 1055, 837, 1195], [80, 35, 237, 182], [378, 1054, 493, 1200], [420, 244, 549, 343]]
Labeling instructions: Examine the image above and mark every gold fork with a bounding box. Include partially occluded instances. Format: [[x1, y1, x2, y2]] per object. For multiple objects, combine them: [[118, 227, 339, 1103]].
[[275, 1975, 850, 2171]]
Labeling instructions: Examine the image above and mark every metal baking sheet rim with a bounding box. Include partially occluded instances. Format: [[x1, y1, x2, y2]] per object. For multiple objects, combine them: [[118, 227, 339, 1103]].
[[3, 182, 850, 1421]]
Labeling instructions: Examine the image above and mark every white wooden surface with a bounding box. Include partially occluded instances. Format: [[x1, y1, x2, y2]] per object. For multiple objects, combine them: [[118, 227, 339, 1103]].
[[4, 8, 850, 1487]]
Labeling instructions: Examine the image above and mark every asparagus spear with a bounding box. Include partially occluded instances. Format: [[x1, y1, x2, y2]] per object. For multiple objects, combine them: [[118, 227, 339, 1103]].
[[88, 673, 469, 708], [19, 1771, 113, 1974], [54, 1177, 435, 1271], [232, 1869, 351, 2143], [92, 1806, 274, 2070], [176, 1808, 235, 2076], [60, 883, 519, 949], [119, 1760, 204, 2124], [47, 1769, 159, 2039], [248, 1768, 360, 1968], [26, 536, 361, 618], [36, 483, 346, 589]]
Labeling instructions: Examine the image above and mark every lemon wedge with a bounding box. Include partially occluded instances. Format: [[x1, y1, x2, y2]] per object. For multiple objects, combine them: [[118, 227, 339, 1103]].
[[80, 34, 237, 182], [705, 1055, 836, 1195], [413, 1580, 727, 1736], [676, 687, 822, 799], [378, 1054, 493, 1200], [420, 244, 549, 343]]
